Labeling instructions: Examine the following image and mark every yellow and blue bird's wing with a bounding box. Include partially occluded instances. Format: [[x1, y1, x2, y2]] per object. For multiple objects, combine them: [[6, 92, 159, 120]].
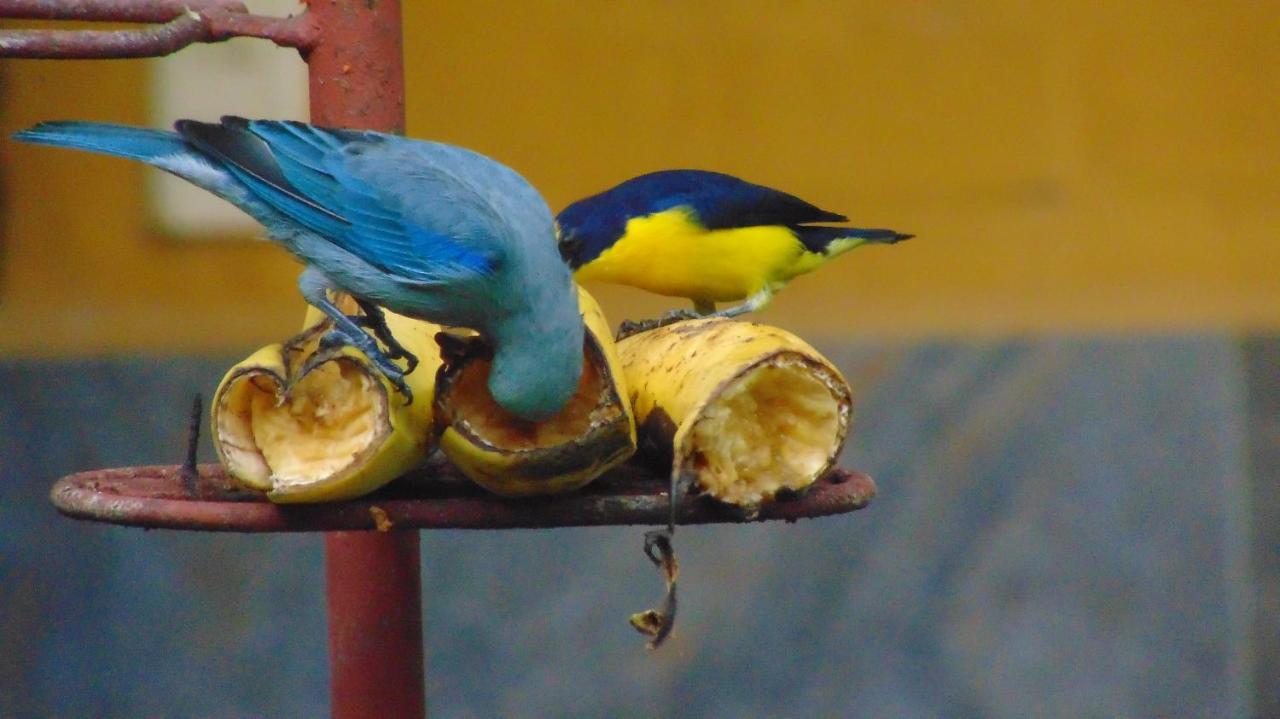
[[557, 169, 909, 303]]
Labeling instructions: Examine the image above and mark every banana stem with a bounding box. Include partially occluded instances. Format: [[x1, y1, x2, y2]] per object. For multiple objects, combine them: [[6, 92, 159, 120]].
[[630, 468, 694, 649], [633, 529, 680, 649]]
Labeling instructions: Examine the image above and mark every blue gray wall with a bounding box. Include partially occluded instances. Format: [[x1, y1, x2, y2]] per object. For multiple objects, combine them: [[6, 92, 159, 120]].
[[1, 337, 1274, 717]]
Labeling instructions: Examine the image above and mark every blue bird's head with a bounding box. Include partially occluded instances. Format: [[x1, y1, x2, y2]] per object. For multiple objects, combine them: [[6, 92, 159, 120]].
[[486, 290, 586, 422], [438, 152, 589, 422]]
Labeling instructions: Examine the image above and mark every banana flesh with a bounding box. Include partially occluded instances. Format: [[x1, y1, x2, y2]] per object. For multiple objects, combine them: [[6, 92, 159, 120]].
[[617, 318, 853, 507], [434, 286, 637, 496], [211, 297, 441, 503]]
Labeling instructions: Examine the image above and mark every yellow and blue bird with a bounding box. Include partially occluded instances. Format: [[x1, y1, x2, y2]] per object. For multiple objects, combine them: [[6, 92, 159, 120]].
[[557, 169, 912, 317]]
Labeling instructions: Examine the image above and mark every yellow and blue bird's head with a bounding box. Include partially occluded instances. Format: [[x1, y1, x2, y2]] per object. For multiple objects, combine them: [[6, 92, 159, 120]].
[[556, 169, 912, 314]]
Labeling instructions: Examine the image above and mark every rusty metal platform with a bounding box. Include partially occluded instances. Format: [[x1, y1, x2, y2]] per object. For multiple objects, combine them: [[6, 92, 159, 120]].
[[50, 459, 876, 533]]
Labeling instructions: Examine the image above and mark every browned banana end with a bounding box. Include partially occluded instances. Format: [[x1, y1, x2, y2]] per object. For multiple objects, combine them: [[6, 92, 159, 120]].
[[433, 287, 637, 496], [212, 309, 442, 504], [618, 318, 853, 508]]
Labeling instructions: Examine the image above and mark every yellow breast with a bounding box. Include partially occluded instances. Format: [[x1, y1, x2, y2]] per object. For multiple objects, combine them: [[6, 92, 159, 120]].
[[572, 208, 808, 304]]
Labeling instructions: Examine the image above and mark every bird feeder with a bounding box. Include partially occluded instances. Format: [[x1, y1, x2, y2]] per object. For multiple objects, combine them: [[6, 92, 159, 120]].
[[0, 2, 876, 716]]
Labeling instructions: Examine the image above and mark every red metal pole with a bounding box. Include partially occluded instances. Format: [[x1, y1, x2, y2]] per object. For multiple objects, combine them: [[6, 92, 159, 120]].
[[304, 0, 406, 131], [325, 531, 425, 718], [304, 2, 422, 718]]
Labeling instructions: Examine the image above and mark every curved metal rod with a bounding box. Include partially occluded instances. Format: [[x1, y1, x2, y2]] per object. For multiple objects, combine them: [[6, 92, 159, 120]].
[[0, 0, 318, 58], [0, 0, 246, 22]]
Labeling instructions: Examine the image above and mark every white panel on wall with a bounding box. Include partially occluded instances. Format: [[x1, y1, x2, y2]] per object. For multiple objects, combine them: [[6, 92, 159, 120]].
[[147, 1, 308, 239]]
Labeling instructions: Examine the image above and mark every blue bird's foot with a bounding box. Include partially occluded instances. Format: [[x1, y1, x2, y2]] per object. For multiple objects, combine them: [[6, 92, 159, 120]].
[[350, 300, 419, 374], [310, 328, 414, 404], [295, 268, 413, 403]]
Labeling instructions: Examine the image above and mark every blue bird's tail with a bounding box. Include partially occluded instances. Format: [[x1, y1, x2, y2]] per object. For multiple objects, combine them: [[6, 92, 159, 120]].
[[12, 121, 186, 162], [796, 226, 913, 256]]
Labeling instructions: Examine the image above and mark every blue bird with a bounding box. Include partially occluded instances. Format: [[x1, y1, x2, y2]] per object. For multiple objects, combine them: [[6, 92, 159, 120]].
[[15, 117, 584, 421], [557, 169, 911, 317]]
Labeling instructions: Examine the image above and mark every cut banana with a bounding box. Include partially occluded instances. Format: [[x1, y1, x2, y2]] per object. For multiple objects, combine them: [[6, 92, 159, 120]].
[[211, 298, 441, 503], [434, 286, 637, 496], [617, 318, 852, 507]]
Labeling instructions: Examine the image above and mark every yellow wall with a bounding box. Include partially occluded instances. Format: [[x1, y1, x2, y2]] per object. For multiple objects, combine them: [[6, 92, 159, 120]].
[[2, 1, 1277, 356]]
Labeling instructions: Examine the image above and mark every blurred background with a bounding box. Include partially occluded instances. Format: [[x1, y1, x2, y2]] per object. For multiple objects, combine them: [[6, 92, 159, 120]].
[[1, 1, 1276, 716]]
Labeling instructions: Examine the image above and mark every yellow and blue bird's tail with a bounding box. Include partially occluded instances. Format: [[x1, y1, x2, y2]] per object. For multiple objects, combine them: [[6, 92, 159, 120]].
[[794, 225, 913, 259]]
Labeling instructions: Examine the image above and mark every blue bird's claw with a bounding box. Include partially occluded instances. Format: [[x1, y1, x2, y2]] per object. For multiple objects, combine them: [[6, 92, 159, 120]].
[[384, 370, 414, 406], [398, 347, 420, 375], [296, 271, 415, 404], [314, 329, 415, 405], [350, 300, 420, 374]]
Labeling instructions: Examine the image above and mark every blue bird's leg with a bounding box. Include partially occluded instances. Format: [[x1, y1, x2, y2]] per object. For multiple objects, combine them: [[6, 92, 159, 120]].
[[351, 298, 419, 374], [297, 267, 414, 403]]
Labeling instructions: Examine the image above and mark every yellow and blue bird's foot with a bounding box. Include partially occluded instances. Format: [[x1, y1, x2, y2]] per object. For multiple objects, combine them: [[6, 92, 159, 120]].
[[351, 299, 419, 374], [616, 290, 778, 339], [663, 307, 704, 324], [615, 308, 706, 341]]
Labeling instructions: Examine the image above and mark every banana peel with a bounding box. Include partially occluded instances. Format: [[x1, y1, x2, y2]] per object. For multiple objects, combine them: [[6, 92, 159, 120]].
[[617, 318, 853, 510], [433, 286, 637, 496], [211, 298, 442, 503]]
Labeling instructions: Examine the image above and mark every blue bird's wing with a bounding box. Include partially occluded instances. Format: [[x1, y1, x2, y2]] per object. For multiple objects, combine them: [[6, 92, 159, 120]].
[[177, 117, 502, 284], [557, 169, 848, 268]]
